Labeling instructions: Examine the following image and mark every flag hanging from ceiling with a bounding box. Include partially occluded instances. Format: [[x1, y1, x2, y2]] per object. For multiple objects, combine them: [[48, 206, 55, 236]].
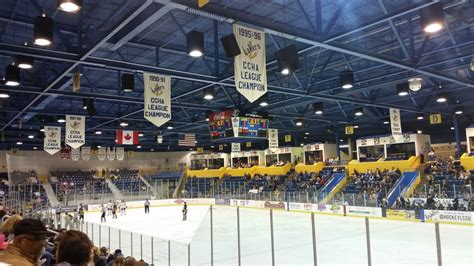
[[44, 126, 61, 155], [268, 128, 278, 148], [198, 0, 209, 8], [116, 130, 139, 145], [143, 73, 171, 128], [178, 133, 196, 146], [107, 147, 115, 161], [233, 24, 267, 103], [70, 148, 80, 161], [389, 108, 402, 136], [81, 147, 91, 161], [72, 71, 81, 92], [98, 147, 106, 161], [116, 147, 125, 161]]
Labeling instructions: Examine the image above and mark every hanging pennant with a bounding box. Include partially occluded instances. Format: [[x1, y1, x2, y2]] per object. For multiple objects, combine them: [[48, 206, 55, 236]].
[[345, 126, 354, 135], [233, 24, 267, 103], [107, 147, 115, 161], [196, 147, 204, 153], [430, 114, 442, 124], [70, 148, 80, 161], [44, 126, 61, 155], [98, 147, 106, 161], [390, 108, 402, 136], [268, 128, 278, 148], [72, 71, 81, 92], [246, 142, 252, 148], [231, 143, 241, 152], [232, 117, 240, 137], [81, 147, 91, 161], [143, 73, 171, 128], [218, 144, 224, 151], [116, 147, 125, 161], [65, 115, 85, 149], [285, 134, 292, 143]]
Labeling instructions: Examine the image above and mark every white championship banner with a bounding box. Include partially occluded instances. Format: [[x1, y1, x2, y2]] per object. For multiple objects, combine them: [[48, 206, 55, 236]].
[[389, 108, 402, 136], [81, 147, 91, 161], [98, 147, 106, 161], [144, 73, 171, 128], [233, 24, 267, 103], [65, 115, 85, 149], [231, 143, 241, 152], [107, 147, 115, 161], [70, 148, 80, 161], [116, 147, 125, 161], [268, 128, 278, 148], [44, 126, 61, 155], [232, 117, 240, 137]]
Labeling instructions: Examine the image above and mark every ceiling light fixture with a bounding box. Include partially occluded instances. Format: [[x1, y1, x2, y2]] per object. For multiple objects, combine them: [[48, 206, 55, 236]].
[[0, 91, 10, 98], [354, 124, 360, 129], [420, 2, 444, 33], [186, 30, 204, 57], [313, 102, 323, 115], [397, 82, 409, 96], [166, 125, 173, 130], [34, 14, 54, 46], [16, 141, 23, 145], [454, 109, 463, 115], [295, 118, 304, 127], [436, 94, 447, 103], [138, 133, 144, 137], [58, 0, 82, 13], [121, 73, 134, 92], [95, 131, 102, 135], [5, 64, 20, 86], [417, 130, 422, 134], [417, 113, 424, 120], [450, 127, 455, 130], [28, 135, 34, 139], [354, 107, 364, 116], [383, 120, 389, 125], [120, 121, 129, 127], [340, 69, 354, 89], [203, 87, 214, 100], [57, 117, 66, 123], [408, 78, 422, 92], [275, 44, 300, 75], [16, 55, 34, 69]]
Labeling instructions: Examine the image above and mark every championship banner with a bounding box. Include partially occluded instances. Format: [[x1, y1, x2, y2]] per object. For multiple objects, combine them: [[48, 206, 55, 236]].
[[231, 143, 241, 152], [430, 114, 442, 124], [345, 126, 354, 135], [233, 24, 267, 103], [81, 147, 91, 161], [389, 108, 402, 136], [65, 115, 85, 149], [268, 128, 278, 148], [144, 73, 171, 128], [232, 117, 240, 137], [44, 126, 61, 155], [246, 142, 252, 148], [285, 134, 292, 143], [116, 147, 125, 161], [70, 148, 80, 161], [107, 147, 115, 161], [218, 144, 224, 151], [98, 147, 106, 161]]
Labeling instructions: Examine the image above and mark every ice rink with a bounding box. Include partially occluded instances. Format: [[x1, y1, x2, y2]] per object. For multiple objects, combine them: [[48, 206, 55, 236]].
[[84, 205, 473, 266]]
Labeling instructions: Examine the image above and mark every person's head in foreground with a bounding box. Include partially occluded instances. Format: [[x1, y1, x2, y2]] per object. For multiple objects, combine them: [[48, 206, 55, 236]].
[[55, 230, 93, 266]]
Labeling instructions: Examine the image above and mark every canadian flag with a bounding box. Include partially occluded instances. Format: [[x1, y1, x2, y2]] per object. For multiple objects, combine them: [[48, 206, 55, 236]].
[[116, 130, 139, 145]]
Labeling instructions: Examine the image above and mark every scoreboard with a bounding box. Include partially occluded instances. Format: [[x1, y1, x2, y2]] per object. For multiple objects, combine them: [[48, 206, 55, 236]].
[[208, 110, 268, 141]]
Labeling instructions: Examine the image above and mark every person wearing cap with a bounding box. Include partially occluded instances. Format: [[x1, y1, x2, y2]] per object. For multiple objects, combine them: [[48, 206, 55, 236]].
[[0, 218, 48, 266]]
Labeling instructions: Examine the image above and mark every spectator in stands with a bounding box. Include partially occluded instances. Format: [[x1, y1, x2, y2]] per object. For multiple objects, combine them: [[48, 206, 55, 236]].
[[0, 219, 48, 265], [99, 246, 110, 262], [428, 148, 436, 161], [55, 230, 93, 266], [92, 246, 107, 266], [0, 214, 23, 244]]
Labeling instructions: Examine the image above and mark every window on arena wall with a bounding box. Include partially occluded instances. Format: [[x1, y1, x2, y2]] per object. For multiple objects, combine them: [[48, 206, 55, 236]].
[[278, 153, 291, 164], [266, 154, 277, 166], [386, 143, 416, 160], [359, 145, 384, 162], [305, 150, 322, 165], [191, 159, 208, 170], [208, 158, 224, 169]]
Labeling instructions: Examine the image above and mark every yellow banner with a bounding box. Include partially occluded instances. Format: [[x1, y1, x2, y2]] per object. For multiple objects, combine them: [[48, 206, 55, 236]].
[[345, 126, 354, 135], [285, 134, 291, 142], [198, 0, 209, 8], [246, 142, 252, 148], [429, 114, 442, 124], [197, 147, 204, 153], [219, 144, 224, 151]]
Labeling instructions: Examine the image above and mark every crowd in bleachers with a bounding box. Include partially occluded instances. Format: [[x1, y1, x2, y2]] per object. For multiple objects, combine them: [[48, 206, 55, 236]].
[[110, 169, 147, 193], [0, 209, 149, 265], [9, 170, 38, 185]]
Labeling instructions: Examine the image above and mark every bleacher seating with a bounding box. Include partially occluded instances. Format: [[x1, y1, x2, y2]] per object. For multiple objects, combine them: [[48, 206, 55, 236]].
[[184, 177, 217, 197], [51, 170, 111, 197], [111, 169, 146, 193], [148, 171, 182, 180], [9, 170, 39, 185]]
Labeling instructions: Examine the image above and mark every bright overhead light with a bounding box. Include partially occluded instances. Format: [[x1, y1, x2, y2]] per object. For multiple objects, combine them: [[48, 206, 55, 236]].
[[0, 91, 10, 98], [33, 147, 38, 150], [120, 121, 128, 127], [383, 121, 389, 125], [40, 128, 45, 132], [28, 135, 34, 139], [436, 94, 447, 103], [420, 2, 444, 33], [95, 131, 102, 135], [454, 109, 463, 115], [150, 148, 154, 151], [275, 45, 299, 75], [97, 145, 101, 148], [353, 124, 359, 129], [305, 132, 309, 135], [259, 94, 269, 107], [203, 87, 214, 100], [34, 14, 53, 46], [57, 117, 66, 123], [417, 130, 422, 134], [259, 101, 268, 107], [408, 78, 422, 92], [58, 0, 82, 13], [187, 30, 204, 57], [295, 119, 304, 127], [397, 82, 409, 96], [137, 145, 141, 149], [16, 141, 23, 145], [450, 127, 455, 130], [281, 68, 290, 75], [167, 125, 173, 130], [354, 107, 364, 116], [340, 69, 354, 89], [300, 143, 304, 146], [16, 55, 34, 69], [5, 65, 20, 86], [417, 114, 424, 120], [138, 133, 144, 137], [313, 102, 323, 115]]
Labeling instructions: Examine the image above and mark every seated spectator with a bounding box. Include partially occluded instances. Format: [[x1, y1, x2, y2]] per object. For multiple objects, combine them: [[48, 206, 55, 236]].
[[0, 218, 48, 266], [93, 246, 107, 266], [0, 214, 23, 250], [55, 230, 93, 266]]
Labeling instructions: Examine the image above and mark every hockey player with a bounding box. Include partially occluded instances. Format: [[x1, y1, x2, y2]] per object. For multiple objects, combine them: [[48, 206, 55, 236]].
[[112, 202, 118, 219], [182, 202, 187, 221], [144, 199, 150, 214], [120, 200, 127, 216], [101, 205, 106, 222], [107, 200, 113, 216]]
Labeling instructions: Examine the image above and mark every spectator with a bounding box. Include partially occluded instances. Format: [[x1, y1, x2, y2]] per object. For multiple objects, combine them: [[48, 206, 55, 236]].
[[93, 246, 107, 266], [0, 214, 23, 247], [0, 218, 48, 266], [55, 230, 93, 266]]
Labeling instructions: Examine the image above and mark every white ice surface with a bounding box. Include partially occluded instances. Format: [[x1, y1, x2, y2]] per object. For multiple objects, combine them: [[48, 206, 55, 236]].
[[84, 206, 474, 266]]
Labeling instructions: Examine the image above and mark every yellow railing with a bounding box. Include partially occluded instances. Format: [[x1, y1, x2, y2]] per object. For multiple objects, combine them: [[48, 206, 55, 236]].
[[295, 161, 324, 174], [347, 156, 420, 175], [460, 153, 474, 170], [186, 167, 227, 178], [185, 163, 294, 178]]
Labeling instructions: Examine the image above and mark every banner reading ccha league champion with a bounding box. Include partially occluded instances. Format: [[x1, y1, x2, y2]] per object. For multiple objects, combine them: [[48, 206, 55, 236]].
[[389, 108, 402, 137], [268, 128, 279, 148], [116, 147, 125, 161], [44, 126, 61, 155], [233, 24, 267, 103], [144, 73, 171, 128], [65, 115, 85, 149], [81, 147, 91, 161]]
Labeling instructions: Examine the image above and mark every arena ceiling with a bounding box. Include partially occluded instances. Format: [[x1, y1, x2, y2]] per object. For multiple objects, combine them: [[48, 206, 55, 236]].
[[0, 0, 473, 151]]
